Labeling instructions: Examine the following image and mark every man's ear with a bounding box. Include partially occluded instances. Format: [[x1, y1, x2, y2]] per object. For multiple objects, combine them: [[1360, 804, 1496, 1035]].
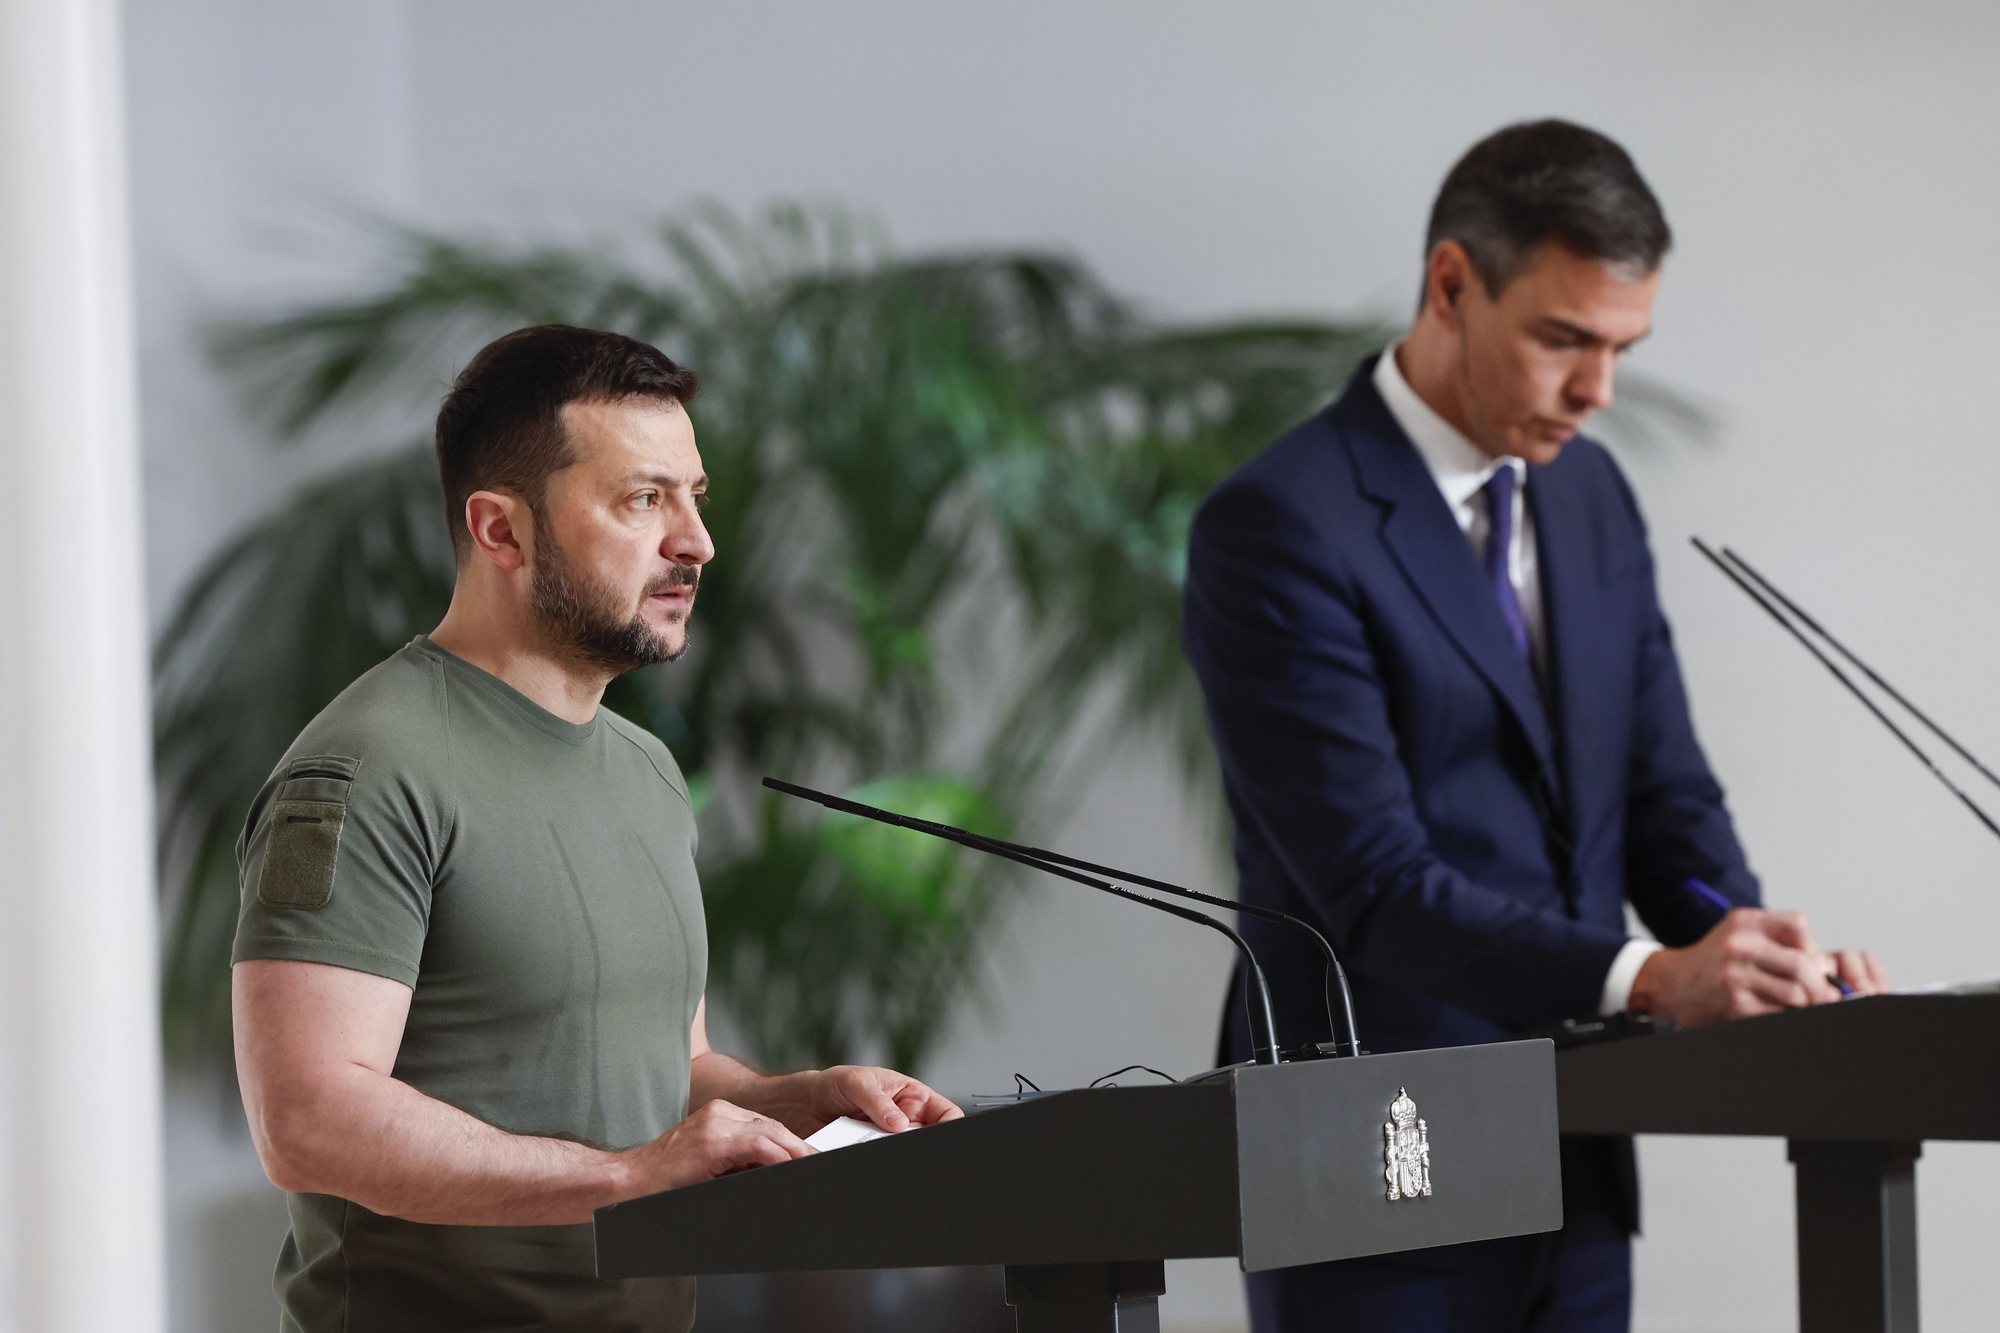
[[463, 490, 530, 573], [1424, 240, 1476, 327]]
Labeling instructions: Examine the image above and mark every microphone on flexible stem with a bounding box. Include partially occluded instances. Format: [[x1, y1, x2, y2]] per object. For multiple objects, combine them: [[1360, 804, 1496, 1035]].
[[766, 775, 1360, 1058], [1719, 545, 2000, 796], [762, 776, 1288, 1066], [1691, 537, 2000, 842]]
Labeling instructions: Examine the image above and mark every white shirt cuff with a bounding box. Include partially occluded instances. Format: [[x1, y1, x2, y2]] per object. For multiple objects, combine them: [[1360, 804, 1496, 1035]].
[[1599, 939, 1665, 1015]]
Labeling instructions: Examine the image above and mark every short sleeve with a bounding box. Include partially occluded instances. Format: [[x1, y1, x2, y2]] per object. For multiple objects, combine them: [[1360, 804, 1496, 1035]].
[[231, 749, 440, 986]]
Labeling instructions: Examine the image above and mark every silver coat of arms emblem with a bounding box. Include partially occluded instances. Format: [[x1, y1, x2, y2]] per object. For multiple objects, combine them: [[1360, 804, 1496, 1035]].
[[1383, 1087, 1432, 1201]]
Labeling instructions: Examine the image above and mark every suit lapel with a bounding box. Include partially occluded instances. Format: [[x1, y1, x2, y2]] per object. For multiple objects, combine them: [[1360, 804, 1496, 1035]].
[[1527, 457, 1600, 845], [1342, 373, 1559, 787]]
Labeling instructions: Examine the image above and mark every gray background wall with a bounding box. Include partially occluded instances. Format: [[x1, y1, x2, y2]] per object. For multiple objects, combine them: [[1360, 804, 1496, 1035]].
[[125, 3, 2000, 1330]]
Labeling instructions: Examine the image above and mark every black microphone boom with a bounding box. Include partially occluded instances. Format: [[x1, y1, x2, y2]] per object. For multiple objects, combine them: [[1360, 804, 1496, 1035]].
[[1692, 537, 2000, 843], [1720, 545, 2000, 795], [767, 776, 1360, 1058], [762, 776, 1289, 1066]]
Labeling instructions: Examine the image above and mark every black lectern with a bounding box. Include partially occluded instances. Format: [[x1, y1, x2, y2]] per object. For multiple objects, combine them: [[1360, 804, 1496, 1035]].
[[599, 1040, 1562, 1330], [1557, 991, 2000, 1333]]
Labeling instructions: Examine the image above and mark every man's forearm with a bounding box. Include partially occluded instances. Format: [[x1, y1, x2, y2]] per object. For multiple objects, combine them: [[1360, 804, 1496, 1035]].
[[689, 1051, 821, 1134], [263, 1063, 631, 1226]]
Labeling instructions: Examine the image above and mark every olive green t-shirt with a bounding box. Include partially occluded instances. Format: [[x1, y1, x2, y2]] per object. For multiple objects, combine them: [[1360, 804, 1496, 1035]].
[[233, 636, 707, 1333]]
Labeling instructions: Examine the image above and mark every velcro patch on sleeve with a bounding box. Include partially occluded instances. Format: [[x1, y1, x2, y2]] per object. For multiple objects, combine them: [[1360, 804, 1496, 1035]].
[[256, 798, 348, 910]]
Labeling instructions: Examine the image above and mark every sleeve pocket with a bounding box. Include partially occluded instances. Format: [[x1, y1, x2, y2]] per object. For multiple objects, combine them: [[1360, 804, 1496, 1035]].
[[256, 799, 348, 910]]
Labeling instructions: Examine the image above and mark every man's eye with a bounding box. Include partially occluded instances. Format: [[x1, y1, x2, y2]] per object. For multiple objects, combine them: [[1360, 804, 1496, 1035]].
[[693, 492, 711, 510], [633, 492, 659, 509]]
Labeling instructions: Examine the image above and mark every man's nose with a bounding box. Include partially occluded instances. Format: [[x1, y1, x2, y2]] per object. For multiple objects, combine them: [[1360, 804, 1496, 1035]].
[[666, 513, 715, 566], [1568, 349, 1617, 412]]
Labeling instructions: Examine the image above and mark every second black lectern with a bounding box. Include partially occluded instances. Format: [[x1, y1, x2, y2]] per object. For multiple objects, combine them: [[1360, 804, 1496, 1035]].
[[598, 1040, 1561, 1330], [1558, 991, 2000, 1333]]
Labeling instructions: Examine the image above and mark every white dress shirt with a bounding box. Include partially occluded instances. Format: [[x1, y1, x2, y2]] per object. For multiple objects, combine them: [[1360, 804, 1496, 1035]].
[[1372, 347, 1658, 1015]]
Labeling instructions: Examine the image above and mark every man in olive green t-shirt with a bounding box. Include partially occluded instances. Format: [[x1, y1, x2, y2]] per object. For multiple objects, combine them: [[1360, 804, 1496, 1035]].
[[232, 325, 960, 1333]]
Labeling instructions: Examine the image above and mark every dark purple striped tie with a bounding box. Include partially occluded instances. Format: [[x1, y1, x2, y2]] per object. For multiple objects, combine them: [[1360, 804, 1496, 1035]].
[[1482, 466, 1531, 659]]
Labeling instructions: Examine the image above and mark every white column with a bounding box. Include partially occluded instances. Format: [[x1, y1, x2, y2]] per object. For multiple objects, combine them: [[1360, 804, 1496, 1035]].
[[0, 0, 167, 1329]]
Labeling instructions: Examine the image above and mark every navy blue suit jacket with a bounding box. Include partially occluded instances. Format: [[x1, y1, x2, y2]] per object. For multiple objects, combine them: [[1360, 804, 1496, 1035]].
[[1185, 357, 1760, 1225]]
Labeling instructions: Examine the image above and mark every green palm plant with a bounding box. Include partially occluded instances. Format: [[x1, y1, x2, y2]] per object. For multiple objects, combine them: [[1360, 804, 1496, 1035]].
[[155, 203, 1700, 1074]]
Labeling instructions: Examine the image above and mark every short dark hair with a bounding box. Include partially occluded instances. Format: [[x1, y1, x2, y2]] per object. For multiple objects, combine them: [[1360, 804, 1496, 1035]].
[[1424, 119, 1671, 300], [434, 324, 700, 558]]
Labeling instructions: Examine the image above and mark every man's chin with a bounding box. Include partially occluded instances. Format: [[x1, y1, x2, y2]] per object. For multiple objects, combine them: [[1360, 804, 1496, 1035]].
[[1511, 432, 1572, 466], [643, 617, 690, 664], [640, 607, 690, 651]]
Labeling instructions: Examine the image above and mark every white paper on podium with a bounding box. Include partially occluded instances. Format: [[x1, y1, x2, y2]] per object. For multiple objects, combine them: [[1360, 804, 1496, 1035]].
[[805, 1115, 893, 1152], [1894, 976, 2000, 995]]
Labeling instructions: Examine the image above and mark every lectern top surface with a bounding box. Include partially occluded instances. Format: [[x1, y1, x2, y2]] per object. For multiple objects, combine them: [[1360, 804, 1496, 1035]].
[[595, 1042, 1564, 1278], [1556, 992, 2000, 1141]]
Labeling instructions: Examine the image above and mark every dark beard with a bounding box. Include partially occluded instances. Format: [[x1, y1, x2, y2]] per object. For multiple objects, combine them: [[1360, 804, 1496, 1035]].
[[529, 519, 697, 674]]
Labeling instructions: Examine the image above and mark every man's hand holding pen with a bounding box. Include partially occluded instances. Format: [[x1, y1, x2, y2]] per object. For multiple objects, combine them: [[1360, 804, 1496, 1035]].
[[1629, 906, 1890, 1028]]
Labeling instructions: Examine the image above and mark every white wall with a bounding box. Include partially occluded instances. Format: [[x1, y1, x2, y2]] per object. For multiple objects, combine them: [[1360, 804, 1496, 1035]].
[[125, 0, 424, 615], [2, 1, 166, 1329], [127, 3, 2000, 1331]]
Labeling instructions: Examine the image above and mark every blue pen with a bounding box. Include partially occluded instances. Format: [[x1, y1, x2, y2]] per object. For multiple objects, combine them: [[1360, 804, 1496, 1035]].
[[1683, 877, 1854, 996], [1682, 876, 1734, 916]]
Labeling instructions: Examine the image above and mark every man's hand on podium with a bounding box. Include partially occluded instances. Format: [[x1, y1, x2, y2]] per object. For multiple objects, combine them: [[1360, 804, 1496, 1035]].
[[1824, 948, 1892, 997], [609, 997, 966, 1202], [796, 1064, 966, 1137], [1629, 908, 1889, 1028], [613, 1067, 964, 1197], [618, 1099, 819, 1194]]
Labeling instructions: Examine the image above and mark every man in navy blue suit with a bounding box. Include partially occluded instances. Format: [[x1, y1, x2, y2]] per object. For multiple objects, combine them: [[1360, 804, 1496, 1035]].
[[1183, 120, 1886, 1332]]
